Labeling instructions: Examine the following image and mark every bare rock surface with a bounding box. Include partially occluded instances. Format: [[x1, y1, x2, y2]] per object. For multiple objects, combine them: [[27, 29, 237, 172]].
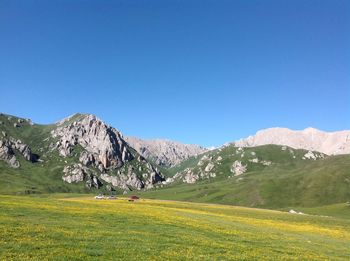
[[62, 164, 86, 183], [100, 173, 143, 190], [303, 151, 325, 160], [99, 160, 164, 190], [125, 136, 207, 167], [0, 137, 35, 168], [235, 127, 350, 155], [230, 160, 247, 176], [205, 162, 215, 172], [63, 163, 102, 188], [178, 168, 200, 184], [52, 114, 133, 169]]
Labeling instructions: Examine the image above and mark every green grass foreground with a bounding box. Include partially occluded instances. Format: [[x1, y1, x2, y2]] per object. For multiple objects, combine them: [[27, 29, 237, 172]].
[[1, 195, 349, 260]]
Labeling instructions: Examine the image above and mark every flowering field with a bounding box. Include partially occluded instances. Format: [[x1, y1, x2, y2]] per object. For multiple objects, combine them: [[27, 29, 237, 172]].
[[0, 195, 349, 260]]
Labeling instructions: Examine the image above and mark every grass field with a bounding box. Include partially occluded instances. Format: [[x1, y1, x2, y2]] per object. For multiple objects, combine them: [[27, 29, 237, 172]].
[[0, 195, 349, 260]]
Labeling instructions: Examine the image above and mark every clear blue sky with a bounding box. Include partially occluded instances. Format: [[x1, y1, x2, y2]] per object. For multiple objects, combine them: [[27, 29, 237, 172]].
[[0, 0, 349, 147]]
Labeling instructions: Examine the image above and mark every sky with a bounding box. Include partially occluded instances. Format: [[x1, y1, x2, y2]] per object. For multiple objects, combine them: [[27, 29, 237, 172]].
[[0, 0, 349, 147]]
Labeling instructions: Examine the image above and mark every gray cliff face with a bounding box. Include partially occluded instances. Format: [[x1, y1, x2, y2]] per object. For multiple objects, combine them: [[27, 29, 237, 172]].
[[51, 114, 164, 190], [52, 114, 133, 171], [63, 164, 103, 189], [99, 156, 164, 190], [125, 137, 207, 167], [0, 136, 35, 168]]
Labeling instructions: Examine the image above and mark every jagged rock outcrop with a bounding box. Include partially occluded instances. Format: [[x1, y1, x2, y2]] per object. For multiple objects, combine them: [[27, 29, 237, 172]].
[[52, 114, 133, 170], [125, 137, 207, 167], [146, 170, 164, 188], [174, 165, 217, 184], [0, 137, 35, 168], [100, 173, 143, 190], [100, 162, 164, 190], [0, 141, 19, 168], [79, 151, 96, 166], [12, 139, 34, 162], [261, 160, 272, 166], [62, 164, 86, 183], [303, 151, 325, 160], [235, 127, 350, 155], [86, 174, 103, 189], [230, 160, 247, 176], [63, 163, 102, 188], [176, 168, 199, 184], [205, 162, 215, 172]]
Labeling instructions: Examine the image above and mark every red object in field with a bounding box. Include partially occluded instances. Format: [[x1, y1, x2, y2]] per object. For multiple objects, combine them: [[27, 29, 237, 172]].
[[130, 195, 139, 200]]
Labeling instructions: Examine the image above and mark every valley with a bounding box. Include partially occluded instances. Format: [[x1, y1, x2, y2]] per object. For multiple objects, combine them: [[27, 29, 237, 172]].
[[1, 112, 350, 260], [1, 112, 349, 213]]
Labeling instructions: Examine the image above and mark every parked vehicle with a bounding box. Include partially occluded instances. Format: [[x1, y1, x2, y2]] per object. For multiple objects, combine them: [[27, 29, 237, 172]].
[[94, 194, 105, 199]]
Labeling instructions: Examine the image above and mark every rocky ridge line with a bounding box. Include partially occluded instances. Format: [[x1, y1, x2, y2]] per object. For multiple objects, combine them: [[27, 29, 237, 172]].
[[234, 127, 350, 155], [125, 136, 207, 167]]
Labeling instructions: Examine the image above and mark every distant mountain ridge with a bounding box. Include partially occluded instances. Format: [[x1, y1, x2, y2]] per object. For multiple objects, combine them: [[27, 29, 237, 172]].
[[234, 127, 350, 155], [125, 136, 207, 168]]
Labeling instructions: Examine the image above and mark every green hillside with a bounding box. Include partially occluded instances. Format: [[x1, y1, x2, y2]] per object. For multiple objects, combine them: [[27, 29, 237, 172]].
[[138, 145, 350, 210]]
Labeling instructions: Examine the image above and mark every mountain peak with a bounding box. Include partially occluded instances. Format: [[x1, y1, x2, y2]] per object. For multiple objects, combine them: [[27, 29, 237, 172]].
[[125, 136, 207, 167], [235, 127, 350, 155], [56, 113, 99, 125], [303, 127, 322, 133]]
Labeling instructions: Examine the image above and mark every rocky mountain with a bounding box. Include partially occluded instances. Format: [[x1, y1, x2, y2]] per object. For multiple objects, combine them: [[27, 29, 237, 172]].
[[0, 113, 165, 193], [52, 114, 133, 171], [125, 136, 207, 167], [234, 127, 350, 155]]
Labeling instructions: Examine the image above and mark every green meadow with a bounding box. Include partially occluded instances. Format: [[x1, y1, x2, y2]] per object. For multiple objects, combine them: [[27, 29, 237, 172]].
[[0, 195, 349, 260]]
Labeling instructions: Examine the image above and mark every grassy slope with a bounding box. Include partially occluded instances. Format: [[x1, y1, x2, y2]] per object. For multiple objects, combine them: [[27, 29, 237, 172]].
[[0, 195, 349, 260], [137, 145, 350, 210], [0, 114, 98, 194], [295, 203, 350, 220], [167, 144, 327, 178], [0, 114, 78, 194]]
